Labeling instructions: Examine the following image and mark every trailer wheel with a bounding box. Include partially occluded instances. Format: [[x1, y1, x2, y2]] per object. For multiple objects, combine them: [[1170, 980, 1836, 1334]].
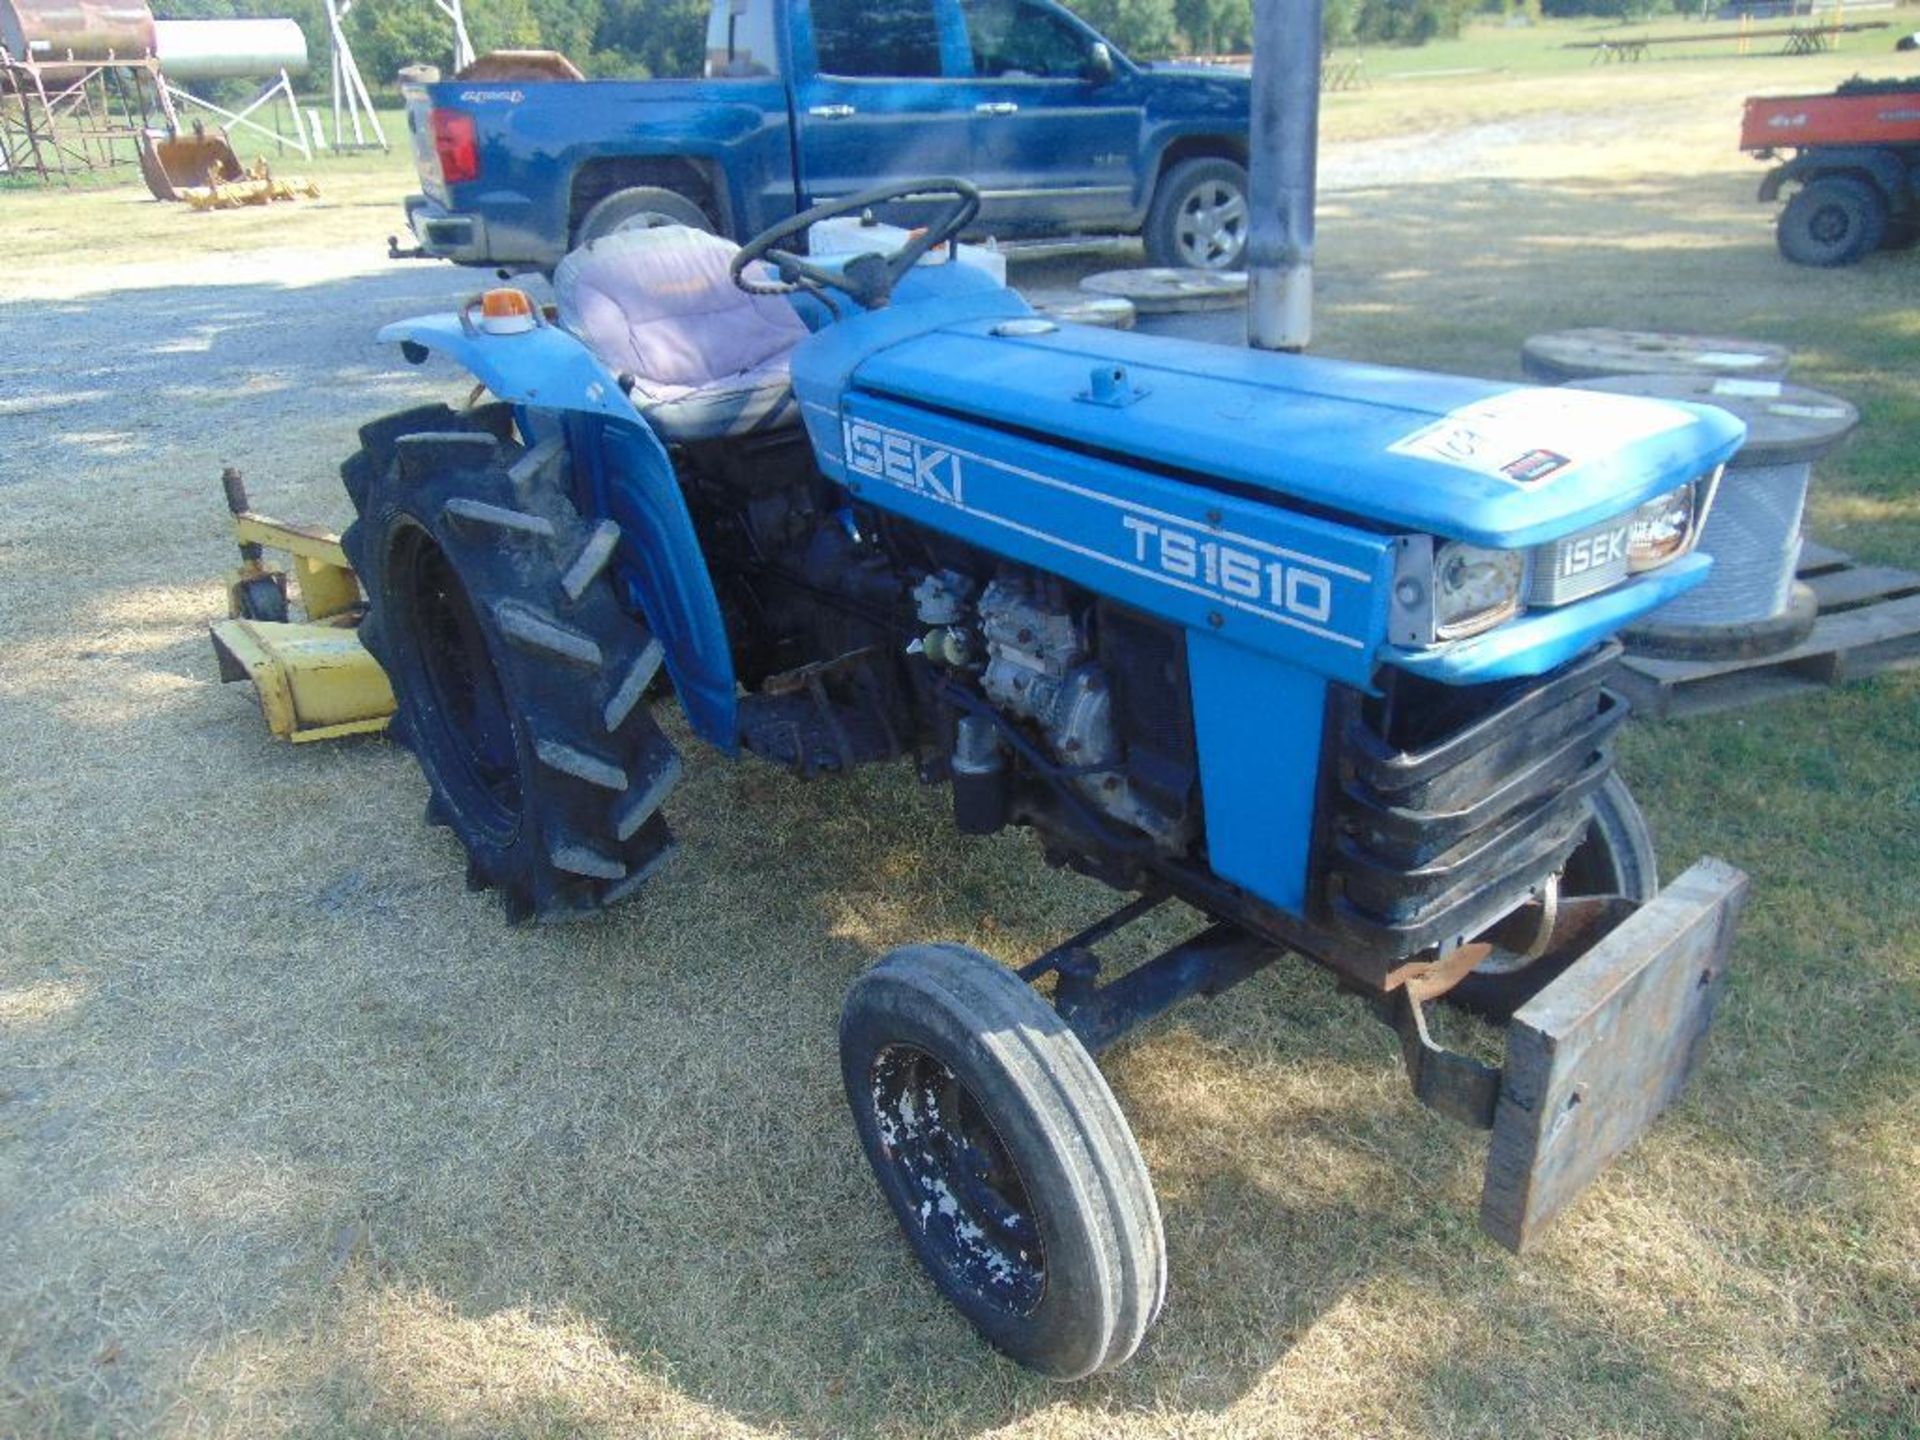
[[1777, 177, 1887, 267], [1445, 773, 1657, 1020], [340, 418, 683, 923], [1144, 157, 1249, 271], [840, 944, 1166, 1379]]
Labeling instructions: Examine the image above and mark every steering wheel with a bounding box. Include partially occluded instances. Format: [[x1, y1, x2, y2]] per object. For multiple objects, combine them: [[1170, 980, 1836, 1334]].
[[729, 178, 981, 311]]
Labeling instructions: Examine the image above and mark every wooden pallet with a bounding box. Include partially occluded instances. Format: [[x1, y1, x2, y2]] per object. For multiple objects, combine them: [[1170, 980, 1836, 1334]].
[[1616, 543, 1920, 720]]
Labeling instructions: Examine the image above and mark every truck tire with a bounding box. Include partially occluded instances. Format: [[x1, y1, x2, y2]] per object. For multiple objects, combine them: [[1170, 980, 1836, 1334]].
[[574, 186, 713, 249], [841, 944, 1166, 1380], [340, 415, 683, 924], [1143, 157, 1249, 271], [1777, 176, 1887, 267], [1444, 773, 1657, 1021]]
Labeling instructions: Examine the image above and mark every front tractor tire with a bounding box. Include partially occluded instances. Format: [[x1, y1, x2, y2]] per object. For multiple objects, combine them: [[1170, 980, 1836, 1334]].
[[1445, 772, 1658, 1021], [340, 411, 683, 923], [841, 944, 1167, 1379]]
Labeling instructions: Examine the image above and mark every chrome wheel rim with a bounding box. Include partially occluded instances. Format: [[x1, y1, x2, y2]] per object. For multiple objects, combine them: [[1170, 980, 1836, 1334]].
[[1175, 180, 1247, 268]]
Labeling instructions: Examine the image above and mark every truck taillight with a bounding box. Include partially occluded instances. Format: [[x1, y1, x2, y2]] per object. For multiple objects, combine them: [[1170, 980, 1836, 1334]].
[[430, 108, 478, 185]]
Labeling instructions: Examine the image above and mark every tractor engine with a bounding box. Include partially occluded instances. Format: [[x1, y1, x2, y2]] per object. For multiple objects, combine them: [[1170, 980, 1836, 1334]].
[[917, 568, 1198, 856]]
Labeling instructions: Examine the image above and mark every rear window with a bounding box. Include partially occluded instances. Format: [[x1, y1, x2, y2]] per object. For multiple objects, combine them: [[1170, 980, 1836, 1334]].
[[811, 0, 942, 78]]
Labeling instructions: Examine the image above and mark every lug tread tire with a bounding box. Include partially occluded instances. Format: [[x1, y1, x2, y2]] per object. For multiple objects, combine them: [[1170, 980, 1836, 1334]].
[[841, 943, 1165, 1380], [339, 410, 682, 922]]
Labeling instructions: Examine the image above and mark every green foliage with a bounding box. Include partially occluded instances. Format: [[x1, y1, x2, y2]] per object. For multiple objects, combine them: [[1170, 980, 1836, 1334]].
[[591, 0, 710, 77], [469, 0, 543, 56], [1170, 0, 1251, 55], [347, 0, 456, 82], [1326, 0, 1477, 45], [1062, 0, 1182, 59], [154, 0, 1475, 99]]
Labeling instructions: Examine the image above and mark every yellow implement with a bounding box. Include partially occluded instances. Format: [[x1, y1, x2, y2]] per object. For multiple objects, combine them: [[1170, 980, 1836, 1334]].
[[209, 467, 393, 742]]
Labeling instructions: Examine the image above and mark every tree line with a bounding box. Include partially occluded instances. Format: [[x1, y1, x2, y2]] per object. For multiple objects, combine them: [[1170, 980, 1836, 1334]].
[[154, 0, 1690, 94]]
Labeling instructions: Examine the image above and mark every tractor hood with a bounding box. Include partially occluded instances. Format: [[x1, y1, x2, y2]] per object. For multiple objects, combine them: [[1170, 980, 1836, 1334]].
[[842, 318, 1745, 550]]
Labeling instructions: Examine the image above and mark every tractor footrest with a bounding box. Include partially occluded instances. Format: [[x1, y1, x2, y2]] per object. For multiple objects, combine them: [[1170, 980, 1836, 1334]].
[[739, 692, 897, 778], [211, 619, 394, 743], [1479, 857, 1749, 1252]]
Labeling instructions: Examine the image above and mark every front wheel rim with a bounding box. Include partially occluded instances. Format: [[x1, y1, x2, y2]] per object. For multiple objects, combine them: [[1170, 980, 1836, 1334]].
[[1809, 204, 1852, 247], [1175, 180, 1247, 267], [869, 1044, 1046, 1316]]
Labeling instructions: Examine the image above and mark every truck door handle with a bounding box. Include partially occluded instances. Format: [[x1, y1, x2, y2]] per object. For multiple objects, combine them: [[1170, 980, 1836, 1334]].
[[808, 104, 856, 119], [974, 102, 1019, 116]]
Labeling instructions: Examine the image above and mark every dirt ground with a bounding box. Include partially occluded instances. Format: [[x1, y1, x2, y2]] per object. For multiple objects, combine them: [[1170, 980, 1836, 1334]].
[[3, 51, 1918, 1440]]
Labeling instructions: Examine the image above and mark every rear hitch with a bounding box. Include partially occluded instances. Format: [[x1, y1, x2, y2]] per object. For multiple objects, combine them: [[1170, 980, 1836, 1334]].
[[387, 234, 430, 260]]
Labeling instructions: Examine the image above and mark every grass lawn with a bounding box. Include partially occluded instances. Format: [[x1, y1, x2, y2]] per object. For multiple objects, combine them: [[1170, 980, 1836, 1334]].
[[1, 20, 1917, 1440]]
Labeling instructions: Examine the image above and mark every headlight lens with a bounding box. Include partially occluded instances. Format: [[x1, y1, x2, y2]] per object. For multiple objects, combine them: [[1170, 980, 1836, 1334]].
[[1433, 542, 1527, 640], [1627, 483, 1695, 571]]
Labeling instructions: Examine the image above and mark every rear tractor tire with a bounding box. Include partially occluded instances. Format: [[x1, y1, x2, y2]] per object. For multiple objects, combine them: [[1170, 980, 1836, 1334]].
[[841, 944, 1166, 1379], [340, 411, 684, 923]]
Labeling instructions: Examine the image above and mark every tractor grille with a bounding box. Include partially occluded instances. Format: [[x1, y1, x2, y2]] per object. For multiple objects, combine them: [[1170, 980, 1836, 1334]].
[[1314, 642, 1628, 960]]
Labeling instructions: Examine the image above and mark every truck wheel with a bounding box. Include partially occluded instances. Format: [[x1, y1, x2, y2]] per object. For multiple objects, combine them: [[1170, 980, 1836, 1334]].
[[1445, 773, 1657, 1020], [1144, 157, 1249, 271], [574, 186, 713, 249], [840, 944, 1166, 1379], [339, 418, 683, 924], [1777, 177, 1887, 267]]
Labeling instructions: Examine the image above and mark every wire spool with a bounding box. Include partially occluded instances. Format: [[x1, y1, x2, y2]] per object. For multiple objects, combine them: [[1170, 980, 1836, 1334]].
[[1522, 328, 1791, 386], [1081, 267, 1245, 343], [1571, 373, 1859, 660], [1022, 291, 1136, 330]]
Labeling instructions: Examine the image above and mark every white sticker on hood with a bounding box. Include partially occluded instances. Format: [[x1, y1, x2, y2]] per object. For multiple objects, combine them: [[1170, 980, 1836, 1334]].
[[1387, 387, 1692, 487]]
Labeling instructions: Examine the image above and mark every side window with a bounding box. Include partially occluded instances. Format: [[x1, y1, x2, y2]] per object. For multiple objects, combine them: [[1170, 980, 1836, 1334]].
[[812, 0, 942, 78], [961, 0, 1092, 80], [706, 0, 780, 77]]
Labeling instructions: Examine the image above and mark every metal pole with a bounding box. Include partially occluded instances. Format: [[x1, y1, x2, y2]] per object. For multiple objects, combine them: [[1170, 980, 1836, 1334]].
[[1245, 0, 1323, 352]]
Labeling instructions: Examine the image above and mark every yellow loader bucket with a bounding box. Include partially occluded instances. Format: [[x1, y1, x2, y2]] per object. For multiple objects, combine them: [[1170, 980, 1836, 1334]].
[[140, 128, 244, 202]]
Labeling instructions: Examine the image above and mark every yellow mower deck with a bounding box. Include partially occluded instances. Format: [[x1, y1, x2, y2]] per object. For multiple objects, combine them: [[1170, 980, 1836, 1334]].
[[210, 473, 393, 742]]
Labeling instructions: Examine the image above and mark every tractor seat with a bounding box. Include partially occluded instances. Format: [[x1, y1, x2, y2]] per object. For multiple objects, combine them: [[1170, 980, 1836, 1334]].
[[552, 225, 808, 444]]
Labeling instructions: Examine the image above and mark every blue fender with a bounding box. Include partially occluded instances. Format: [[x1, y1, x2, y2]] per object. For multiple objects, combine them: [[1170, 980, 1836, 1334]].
[[376, 312, 739, 752]]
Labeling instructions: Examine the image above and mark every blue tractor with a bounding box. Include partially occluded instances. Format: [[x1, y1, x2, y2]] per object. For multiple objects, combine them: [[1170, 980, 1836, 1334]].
[[344, 179, 1749, 1379]]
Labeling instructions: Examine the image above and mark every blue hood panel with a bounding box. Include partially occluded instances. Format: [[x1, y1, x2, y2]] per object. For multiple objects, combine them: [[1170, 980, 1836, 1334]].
[[847, 320, 1746, 549]]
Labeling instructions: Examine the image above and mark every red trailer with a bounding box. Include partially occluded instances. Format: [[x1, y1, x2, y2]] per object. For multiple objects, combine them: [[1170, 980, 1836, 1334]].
[[1742, 78, 1920, 265]]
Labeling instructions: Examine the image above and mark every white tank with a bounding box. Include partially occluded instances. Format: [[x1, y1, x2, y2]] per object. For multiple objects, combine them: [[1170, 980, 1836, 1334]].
[[151, 17, 308, 80]]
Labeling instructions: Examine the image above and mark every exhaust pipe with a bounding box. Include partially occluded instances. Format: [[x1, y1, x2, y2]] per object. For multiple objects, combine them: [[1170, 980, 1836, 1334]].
[[1246, 0, 1323, 352]]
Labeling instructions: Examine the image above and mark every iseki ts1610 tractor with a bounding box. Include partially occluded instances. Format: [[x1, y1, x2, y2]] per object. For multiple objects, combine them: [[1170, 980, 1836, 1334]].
[[341, 180, 1750, 1380]]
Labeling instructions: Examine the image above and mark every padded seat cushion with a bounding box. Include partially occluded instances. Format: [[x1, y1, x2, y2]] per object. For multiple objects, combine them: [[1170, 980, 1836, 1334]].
[[553, 226, 807, 442]]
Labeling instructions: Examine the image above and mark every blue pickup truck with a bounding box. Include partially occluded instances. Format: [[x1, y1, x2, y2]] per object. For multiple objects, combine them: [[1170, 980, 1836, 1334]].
[[401, 0, 1253, 272]]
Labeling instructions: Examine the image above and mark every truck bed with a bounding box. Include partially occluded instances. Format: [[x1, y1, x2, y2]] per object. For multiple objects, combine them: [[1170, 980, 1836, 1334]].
[[1741, 81, 1920, 151]]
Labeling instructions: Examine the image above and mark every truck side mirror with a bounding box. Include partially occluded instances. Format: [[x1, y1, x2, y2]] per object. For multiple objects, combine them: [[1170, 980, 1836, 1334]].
[[1087, 41, 1114, 84]]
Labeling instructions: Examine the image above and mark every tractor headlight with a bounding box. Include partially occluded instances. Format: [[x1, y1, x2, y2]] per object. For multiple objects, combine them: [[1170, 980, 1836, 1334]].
[[1626, 481, 1696, 572], [1433, 541, 1527, 640]]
